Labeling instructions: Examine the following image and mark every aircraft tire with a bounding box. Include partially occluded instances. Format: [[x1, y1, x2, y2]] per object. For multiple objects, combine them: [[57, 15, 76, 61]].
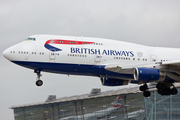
[[156, 83, 164, 90], [171, 88, 178, 95], [158, 88, 171, 95], [158, 89, 163, 95], [143, 91, 151, 97], [139, 84, 147, 91], [162, 88, 171, 95], [36, 80, 43, 86]]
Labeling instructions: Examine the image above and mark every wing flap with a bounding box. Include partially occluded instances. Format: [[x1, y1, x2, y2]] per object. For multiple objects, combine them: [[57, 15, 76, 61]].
[[105, 63, 157, 74], [162, 60, 180, 66]]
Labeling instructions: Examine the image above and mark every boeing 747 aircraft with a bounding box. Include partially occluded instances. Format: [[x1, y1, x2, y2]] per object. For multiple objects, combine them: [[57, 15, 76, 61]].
[[3, 34, 180, 97]]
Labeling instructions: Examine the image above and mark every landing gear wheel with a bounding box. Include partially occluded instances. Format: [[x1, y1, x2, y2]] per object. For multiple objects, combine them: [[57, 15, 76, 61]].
[[139, 84, 147, 91], [171, 88, 178, 95], [140, 83, 151, 97], [158, 89, 163, 95], [156, 82, 178, 95], [143, 91, 151, 97], [36, 80, 43, 86], [156, 83, 163, 90], [164, 88, 171, 95], [34, 70, 43, 86]]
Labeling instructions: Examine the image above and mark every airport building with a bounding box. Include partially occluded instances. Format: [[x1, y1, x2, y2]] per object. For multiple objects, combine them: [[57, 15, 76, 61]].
[[11, 84, 180, 120]]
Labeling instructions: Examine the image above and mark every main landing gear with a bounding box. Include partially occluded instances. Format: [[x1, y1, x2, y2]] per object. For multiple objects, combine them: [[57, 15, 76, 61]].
[[156, 82, 178, 95], [34, 70, 43, 86], [140, 82, 178, 97], [139, 83, 151, 97]]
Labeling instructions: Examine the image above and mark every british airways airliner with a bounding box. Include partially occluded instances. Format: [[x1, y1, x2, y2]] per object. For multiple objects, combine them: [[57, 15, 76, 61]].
[[2, 34, 180, 97]]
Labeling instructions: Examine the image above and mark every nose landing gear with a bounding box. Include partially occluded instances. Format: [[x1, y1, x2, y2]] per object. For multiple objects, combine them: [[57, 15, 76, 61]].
[[36, 73, 43, 86], [34, 70, 43, 86]]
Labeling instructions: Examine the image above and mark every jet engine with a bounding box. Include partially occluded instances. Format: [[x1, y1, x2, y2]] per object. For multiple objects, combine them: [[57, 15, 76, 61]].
[[134, 68, 166, 82], [100, 77, 129, 86]]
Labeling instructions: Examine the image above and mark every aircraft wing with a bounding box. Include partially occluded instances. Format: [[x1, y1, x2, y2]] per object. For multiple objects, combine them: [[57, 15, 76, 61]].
[[105, 63, 157, 74], [162, 60, 180, 66], [105, 60, 180, 72], [105, 60, 180, 82]]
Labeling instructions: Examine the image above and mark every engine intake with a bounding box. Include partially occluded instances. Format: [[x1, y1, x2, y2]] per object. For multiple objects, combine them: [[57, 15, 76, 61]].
[[100, 77, 129, 86], [134, 68, 166, 82]]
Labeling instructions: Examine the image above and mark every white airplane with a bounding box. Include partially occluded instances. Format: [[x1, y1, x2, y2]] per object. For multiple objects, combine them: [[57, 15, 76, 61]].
[[60, 96, 123, 120], [3, 34, 180, 97]]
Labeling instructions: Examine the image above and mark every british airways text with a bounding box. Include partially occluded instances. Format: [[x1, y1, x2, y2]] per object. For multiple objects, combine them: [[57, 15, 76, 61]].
[[71, 47, 134, 57]]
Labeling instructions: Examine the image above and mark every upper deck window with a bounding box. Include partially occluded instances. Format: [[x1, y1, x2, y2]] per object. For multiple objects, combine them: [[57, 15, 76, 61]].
[[26, 38, 36, 41]]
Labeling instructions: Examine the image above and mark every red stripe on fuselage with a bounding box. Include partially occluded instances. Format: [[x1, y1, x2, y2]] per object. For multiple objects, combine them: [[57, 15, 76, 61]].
[[45, 39, 95, 45]]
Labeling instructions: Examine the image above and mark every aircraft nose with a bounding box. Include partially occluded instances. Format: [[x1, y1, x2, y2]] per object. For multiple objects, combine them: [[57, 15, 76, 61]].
[[2, 48, 11, 61]]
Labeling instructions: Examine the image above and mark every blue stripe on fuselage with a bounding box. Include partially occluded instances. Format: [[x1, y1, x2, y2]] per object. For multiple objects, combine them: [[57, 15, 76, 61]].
[[11, 61, 134, 79], [11, 61, 175, 82]]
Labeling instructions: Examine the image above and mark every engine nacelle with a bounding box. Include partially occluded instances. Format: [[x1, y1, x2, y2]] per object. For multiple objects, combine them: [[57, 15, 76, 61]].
[[134, 68, 166, 82], [100, 77, 129, 86]]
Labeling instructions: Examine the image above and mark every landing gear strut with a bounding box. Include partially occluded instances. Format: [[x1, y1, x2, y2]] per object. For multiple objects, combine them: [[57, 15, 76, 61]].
[[34, 70, 43, 86], [156, 82, 178, 95], [139, 83, 151, 97]]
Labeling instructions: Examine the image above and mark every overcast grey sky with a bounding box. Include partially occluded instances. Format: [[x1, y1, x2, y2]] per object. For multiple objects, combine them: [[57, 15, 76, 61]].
[[1, 0, 180, 119]]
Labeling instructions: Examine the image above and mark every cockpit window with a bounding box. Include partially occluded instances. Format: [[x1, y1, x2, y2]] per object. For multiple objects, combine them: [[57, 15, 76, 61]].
[[26, 38, 36, 41]]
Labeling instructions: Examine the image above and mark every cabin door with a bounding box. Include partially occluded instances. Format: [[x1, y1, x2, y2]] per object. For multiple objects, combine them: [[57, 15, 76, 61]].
[[151, 55, 157, 62], [94, 55, 101, 63], [49, 49, 56, 60]]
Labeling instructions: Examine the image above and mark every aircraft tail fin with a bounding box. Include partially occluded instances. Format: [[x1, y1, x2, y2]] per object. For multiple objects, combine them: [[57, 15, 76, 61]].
[[111, 96, 123, 108]]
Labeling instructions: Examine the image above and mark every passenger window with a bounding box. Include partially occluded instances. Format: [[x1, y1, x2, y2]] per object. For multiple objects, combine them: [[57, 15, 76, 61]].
[[26, 38, 36, 41]]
